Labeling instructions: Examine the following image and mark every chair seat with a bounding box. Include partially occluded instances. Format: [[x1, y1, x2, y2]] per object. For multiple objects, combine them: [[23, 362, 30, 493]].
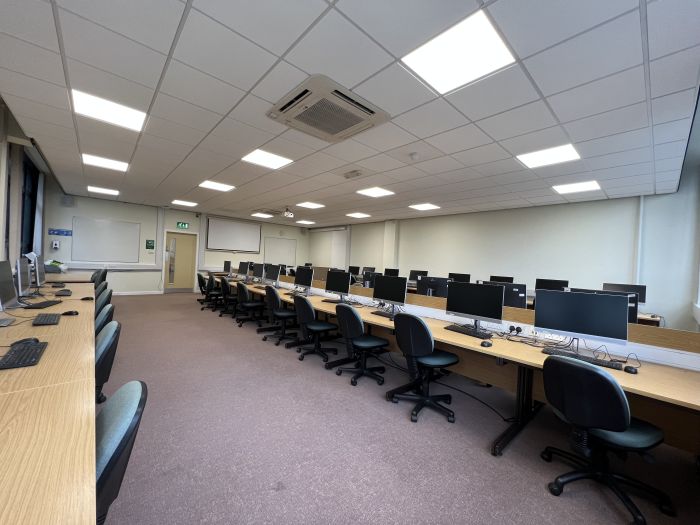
[[240, 301, 264, 309], [274, 309, 296, 319], [590, 418, 664, 451], [353, 334, 389, 350], [306, 320, 336, 333], [416, 349, 459, 368]]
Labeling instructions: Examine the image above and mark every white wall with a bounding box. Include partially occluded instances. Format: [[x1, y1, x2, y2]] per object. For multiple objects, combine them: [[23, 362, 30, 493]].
[[349, 222, 385, 271], [308, 228, 348, 268]]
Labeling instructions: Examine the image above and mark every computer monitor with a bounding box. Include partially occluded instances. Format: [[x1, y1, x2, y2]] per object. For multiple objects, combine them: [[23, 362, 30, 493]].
[[265, 264, 281, 283], [535, 278, 569, 291], [483, 281, 527, 309], [384, 268, 399, 277], [252, 263, 264, 279], [223, 260, 231, 273], [490, 275, 514, 283], [236, 261, 249, 276], [446, 282, 504, 332], [570, 288, 639, 324], [279, 264, 286, 276], [362, 271, 382, 288], [361, 266, 375, 274], [448, 272, 470, 283], [409, 270, 428, 281], [416, 276, 450, 298], [373, 276, 407, 306], [348, 265, 360, 275], [535, 290, 628, 343], [35, 254, 46, 286], [603, 283, 647, 304], [16, 258, 31, 297], [326, 270, 350, 298], [0, 261, 18, 310], [304, 262, 313, 267], [294, 266, 314, 289], [248, 261, 255, 270]]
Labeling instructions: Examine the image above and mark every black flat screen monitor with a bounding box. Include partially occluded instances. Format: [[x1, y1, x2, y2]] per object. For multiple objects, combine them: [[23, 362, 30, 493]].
[[237, 261, 249, 276], [294, 266, 313, 288], [363, 271, 382, 288], [16, 259, 30, 296], [265, 264, 281, 282], [490, 275, 514, 283], [603, 283, 646, 304], [384, 268, 399, 277], [448, 272, 470, 283], [409, 270, 428, 281], [326, 270, 350, 295], [223, 260, 231, 272], [252, 263, 264, 279], [535, 290, 628, 342], [304, 262, 313, 267], [570, 288, 639, 323], [535, 278, 569, 291], [361, 266, 375, 273], [416, 276, 450, 298], [35, 255, 46, 286], [348, 265, 360, 275], [248, 261, 255, 270], [373, 276, 407, 305], [483, 281, 527, 309], [446, 282, 504, 323], [0, 261, 18, 308]]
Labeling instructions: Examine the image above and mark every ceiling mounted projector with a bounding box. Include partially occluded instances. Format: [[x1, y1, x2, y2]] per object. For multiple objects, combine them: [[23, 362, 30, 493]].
[[283, 208, 294, 218]]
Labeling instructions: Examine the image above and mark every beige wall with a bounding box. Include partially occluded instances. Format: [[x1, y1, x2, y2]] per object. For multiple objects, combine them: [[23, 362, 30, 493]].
[[349, 222, 385, 271]]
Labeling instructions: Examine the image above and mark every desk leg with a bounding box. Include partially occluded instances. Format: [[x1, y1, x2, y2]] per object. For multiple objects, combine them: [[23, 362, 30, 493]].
[[491, 365, 543, 456]]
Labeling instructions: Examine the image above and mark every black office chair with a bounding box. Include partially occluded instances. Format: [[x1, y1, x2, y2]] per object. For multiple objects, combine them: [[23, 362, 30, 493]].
[[95, 320, 121, 404], [93, 269, 107, 288], [334, 304, 388, 385], [95, 280, 108, 298], [90, 270, 100, 283], [95, 303, 114, 336], [96, 380, 147, 525], [196, 273, 207, 303], [261, 285, 296, 345], [294, 295, 338, 362], [386, 313, 458, 423], [218, 278, 237, 317], [95, 288, 113, 318], [201, 275, 222, 311], [540, 356, 674, 525], [235, 282, 264, 327]]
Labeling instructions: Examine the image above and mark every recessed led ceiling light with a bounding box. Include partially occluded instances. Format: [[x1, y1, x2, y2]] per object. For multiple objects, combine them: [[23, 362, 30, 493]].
[[199, 180, 235, 192], [346, 212, 371, 219], [241, 149, 293, 169], [552, 180, 601, 195], [517, 144, 581, 169], [401, 10, 515, 94], [251, 212, 274, 219], [356, 187, 395, 198], [296, 201, 325, 209], [171, 200, 197, 207], [81, 153, 128, 172], [296, 220, 315, 225], [409, 203, 441, 211], [72, 89, 146, 131], [87, 185, 119, 196]]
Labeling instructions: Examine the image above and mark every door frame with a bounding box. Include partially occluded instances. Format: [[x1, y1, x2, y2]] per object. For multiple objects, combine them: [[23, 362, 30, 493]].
[[162, 229, 199, 293]]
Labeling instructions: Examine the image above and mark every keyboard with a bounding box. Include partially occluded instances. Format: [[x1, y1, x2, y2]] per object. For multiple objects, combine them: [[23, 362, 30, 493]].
[[55, 289, 73, 297], [0, 341, 48, 369], [444, 324, 492, 340], [32, 313, 61, 326], [322, 299, 342, 304], [24, 300, 61, 310], [0, 318, 15, 327], [371, 310, 395, 320], [541, 348, 623, 370], [51, 282, 66, 288]]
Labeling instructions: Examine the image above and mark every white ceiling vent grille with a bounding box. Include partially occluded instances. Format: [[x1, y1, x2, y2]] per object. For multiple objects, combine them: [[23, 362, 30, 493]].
[[267, 75, 389, 143]]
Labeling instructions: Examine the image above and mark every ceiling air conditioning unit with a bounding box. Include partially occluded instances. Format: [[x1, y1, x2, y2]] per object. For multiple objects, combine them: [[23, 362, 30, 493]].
[[266, 75, 389, 143]]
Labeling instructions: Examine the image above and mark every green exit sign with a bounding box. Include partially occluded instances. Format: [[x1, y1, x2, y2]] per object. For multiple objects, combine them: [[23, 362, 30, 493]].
[[176, 221, 189, 230]]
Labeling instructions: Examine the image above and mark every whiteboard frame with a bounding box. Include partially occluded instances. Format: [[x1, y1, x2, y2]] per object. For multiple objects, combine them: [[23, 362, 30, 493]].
[[205, 216, 261, 253], [71, 216, 141, 263]]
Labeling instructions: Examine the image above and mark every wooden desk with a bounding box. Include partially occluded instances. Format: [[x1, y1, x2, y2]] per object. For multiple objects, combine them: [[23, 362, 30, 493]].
[[45, 271, 94, 283], [0, 282, 96, 524]]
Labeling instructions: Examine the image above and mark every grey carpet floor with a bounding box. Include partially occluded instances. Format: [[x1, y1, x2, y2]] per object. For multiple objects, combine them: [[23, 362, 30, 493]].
[[104, 293, 699, 525]]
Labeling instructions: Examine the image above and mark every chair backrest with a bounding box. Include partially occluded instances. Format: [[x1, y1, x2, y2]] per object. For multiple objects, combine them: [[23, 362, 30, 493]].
[[293, 295, 315, 326], [96, 320, 121, 385], [394, 313, 434, 378], [95, 289, 112, 318], [236, 282, 251, 302], [197, 273, 207, 294], [95, 303, 115, 336], [335, 304, 364, 340], [96, 380, 148, 524], [91, 270, 100, 283], [265, 285, 282, 311], [206, 275, 215, 293], [543, 356, 630, 432], [95, 280, 108, 298], [99, 269, 108, 284], [221, 278, 230, 298]]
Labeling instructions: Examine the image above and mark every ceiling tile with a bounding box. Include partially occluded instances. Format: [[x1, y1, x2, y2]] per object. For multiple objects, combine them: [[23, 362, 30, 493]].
[[384, 165, 429, 182], [76, 116, 139, 159], [523, 11, 642, 96], [282, 152, 346, 177], [655, 156, 684, 172], [385, 140, 444, 164], [194, 0, 326, 55], [251, 61, 309, 103], [205, 117, 276, 157], [584, 147, 652, 170], [0, 69, 70, 111], [446, 64, 539, 121], [2, 94, 74, 128], [160, 60, 245, 115], [57, 0, 185, 54], [498, 126, 569, 156], [564, 102, 648, 142], [424, 124, 492, 154], [174, 9, 276, 90], [150, 93, 222, 132], [533, 159, 588, 179], [413, 155, 464, 174], [451, 142, 512, 166], [228, 94, 287, 135], [649, 46, 700, 98], [477, 100, 556, 140], [0, 34, 65, 86], [215, 161, 270, 187], [356, 154, 405, 172], [434, 167, 485, 184], [286, 10, 393, 88], [261, 136, 316, 160], [59, 9, 167, 87], [655, 169, 681, 182], [575, 128, 650, 157], [19, 116, 75, 144], [654, 140, 687, 160], [393, 98, 469, 138], [1, 0, 60, 52], [588, 162, 652, 181], [144, 116, 208, 147], [352, 63, 436, 117], [647, 0, 700, 59], [651, 89, 697, 124], [354, 122, 418, 150], [323, 139, 378, 163], [653, 118, 691, 144], [336, 0, 479, 57], [547, 66, 646, 122], [279, 129, 330, 150], [473, 159, 524, 177]]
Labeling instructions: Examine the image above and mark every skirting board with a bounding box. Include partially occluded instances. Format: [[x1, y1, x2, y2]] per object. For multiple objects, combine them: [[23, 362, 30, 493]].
[[113, 291, 164, 296]]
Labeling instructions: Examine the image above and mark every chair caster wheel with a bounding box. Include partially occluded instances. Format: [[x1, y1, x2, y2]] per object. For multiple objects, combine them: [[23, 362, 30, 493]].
[[275, 342, 281, 346], [376, 367, 386, 374], [540, 450, 552, 462], [296, 348, 302, 353], [547, 482, 562, 496], [219, 313, 223, 317], [335, 369, 342, 376], [377, 378, 384, 385], [447, 416, 455, 423], [322, 357, 328, 363], [444, 395, 452, 405], [410, 413, 418, 423], [386, 394, 393, 402], [262, 336, 267, 341], [391, 398, 399, 403], [659, 503, 676, 517], [298, 355, 304, 361], [350, 379, 357, 386]]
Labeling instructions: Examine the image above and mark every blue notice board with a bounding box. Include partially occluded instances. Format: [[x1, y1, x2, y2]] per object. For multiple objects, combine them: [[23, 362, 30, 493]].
[[48, 228, 72, 236]]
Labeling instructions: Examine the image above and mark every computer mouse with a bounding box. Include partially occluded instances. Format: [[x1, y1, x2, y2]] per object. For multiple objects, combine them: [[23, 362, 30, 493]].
[[14, 337, 39, 345], [81, 296, 94, 301], [481, 340, 493, 348], [624, 365, 638, 374], [62, 310, 79, 316]]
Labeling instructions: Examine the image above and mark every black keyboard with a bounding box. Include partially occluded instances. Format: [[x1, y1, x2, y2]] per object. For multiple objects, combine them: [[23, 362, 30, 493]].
[[542, 348, 623, 370], [371, 310, 395, 320], [0, 341, 48, 369], [32, 313, 61, 326], [55, 289, 73, 296], [322, 299, 342, 304], [444, 324, 492, 340], [51, 282, 66, 288], [24, 300, 61, 310]]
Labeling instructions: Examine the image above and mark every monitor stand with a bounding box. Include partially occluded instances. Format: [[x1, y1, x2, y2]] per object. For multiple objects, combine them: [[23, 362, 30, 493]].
[[322, 293, 346, 304], [372, 303, 396, 320]]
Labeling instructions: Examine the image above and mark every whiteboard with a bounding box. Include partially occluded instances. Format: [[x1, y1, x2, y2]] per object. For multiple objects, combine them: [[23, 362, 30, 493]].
[[207, 217, 261, 252], [72, 216, 141, 263], [264, 237, 296, 267]]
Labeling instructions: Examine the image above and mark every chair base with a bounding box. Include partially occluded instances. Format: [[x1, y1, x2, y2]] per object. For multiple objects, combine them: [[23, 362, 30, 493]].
[[336, 351, 385, 386], [541, 446, 675, 525], [235, 311, 263, 327], [298, 336, 338, 362], [96, 385, 107, 404], [262, 328, 298, 346], [386, 376, 454, 423]]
